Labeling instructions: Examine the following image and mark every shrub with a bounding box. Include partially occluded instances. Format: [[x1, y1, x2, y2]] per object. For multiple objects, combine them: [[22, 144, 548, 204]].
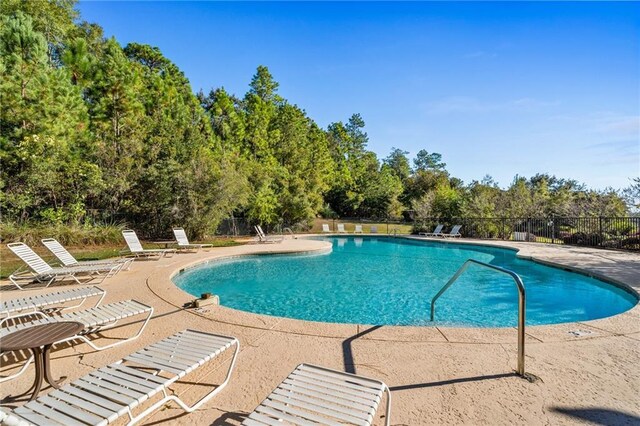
[[0, 222, 126, 246]]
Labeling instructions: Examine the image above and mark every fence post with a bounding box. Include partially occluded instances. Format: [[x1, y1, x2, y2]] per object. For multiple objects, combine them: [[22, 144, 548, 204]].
[[551, 216, 555, 245], [599, 216, 603, 247], [502, 218, 506, 240]]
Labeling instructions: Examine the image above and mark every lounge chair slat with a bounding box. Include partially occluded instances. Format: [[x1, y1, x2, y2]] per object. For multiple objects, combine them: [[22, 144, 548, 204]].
[[49, 389, 116, 420], [253, 405, 321, 426], [106, 364, 166, 385], [269, 390, 371, 424], [278, 381, 375, 413], [66, 383, 129, 413], [38, 395, 105, 426], [124, 353, 185, 375], [291, 371, 381, 399], [13, 407, 67, 426], [259, 400, 342, 426], [89, 369, 160, 394], [20, 402, 87, 426], [282, 377, 377, 406]]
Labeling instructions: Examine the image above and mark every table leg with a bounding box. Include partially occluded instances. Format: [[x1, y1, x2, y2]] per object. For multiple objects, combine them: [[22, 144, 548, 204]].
[[42, 344, 65, 389], [29, 347, 44, 402]]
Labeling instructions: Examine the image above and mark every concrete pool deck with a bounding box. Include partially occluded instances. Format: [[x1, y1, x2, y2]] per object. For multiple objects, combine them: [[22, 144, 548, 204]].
[[1, 237, 638, 425]]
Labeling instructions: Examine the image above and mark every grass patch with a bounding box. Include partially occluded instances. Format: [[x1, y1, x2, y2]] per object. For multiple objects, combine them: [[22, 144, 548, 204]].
[[0, 238, 243, 279]]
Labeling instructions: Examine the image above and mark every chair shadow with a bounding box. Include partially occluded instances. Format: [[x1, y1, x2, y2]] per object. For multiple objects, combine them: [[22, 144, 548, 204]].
[[550, 407, 640, 426], [210, 411, 249, 425], [390, 372, 518, 391], [342, 325, 383, 374]]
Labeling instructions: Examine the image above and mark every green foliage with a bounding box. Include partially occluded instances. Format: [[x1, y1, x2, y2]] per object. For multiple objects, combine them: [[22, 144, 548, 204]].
[[0, 221, 125, 246], [0, 1, 632, 241]]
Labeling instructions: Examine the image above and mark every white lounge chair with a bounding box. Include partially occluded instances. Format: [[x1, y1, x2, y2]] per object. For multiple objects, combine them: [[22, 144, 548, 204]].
[[41, 238, 132, 271], [370, 225, 378, 234], [255, 225, 283, 243], [354, 224, 363, 234], [242, 363, 391, 426], [337, 223, 347, 233], [419, 224, 444, 237], [322, 223, 331, 233], [7, 243, 121, 290], [172, 227, 213, 252], [121, 230, 176, 259], [441, 225, 462, 238], [0, 286, 106, 322], [1, 299, 152, 383], [0, 329, 239, 426]]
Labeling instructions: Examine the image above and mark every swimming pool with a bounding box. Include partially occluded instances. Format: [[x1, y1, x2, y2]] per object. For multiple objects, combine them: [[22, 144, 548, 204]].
[[173, 237, 638, 327]]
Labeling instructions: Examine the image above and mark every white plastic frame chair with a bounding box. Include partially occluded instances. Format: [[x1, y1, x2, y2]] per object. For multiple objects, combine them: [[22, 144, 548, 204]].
[[0, 300, 153, 384], [242, 363, 391, 426], [0, 329, 239, 426], [172, 228, 213, 252], [121, 230, 176, 259], [441, 225, 462, 238], [0, 287, 106, 383], [7, 243, 121, 290], [254, 226, 283, 244], [41, 238, 132, 272], [337, 223, 347, 234], [419, 224, 444, 237], [322, 223, 331, 233], [354, 224, 364, 234]]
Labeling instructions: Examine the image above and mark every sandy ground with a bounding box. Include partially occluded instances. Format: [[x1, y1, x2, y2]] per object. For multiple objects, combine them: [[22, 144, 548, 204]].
[[1, 237, 638, 425]]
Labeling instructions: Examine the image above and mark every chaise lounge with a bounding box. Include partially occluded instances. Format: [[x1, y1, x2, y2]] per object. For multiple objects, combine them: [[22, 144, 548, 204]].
[[0, 329, 239, 426], [172, 228, 213, 252], [242, 363, 391, 426], [121, 230, 176, 260], [7, 243, 122, 290]]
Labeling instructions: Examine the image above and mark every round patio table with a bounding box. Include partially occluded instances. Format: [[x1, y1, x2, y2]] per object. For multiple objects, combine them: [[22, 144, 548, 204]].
[[0, 321, 84, 401]]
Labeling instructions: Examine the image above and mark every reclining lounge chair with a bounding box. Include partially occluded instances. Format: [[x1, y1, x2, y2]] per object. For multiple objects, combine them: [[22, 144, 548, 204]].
[[121, 230, 176, 260], [242, 363, 391, 426], [41, 238, 132, 272], [172, 228, 213, 252], [441, 225, 462, 238], [419, 224, 444, 237], [254, 226, 283, 244], [7, 243, 121, 290], [0, 329, 239, 426]]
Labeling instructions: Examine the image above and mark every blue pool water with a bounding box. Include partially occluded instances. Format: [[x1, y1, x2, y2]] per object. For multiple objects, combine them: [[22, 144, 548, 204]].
[[173, 237, 638, 327]]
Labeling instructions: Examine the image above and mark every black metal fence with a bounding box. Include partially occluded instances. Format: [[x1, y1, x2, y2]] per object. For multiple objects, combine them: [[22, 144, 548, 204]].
[[215, 216, 640, 251], [412, 216, 640, 251]]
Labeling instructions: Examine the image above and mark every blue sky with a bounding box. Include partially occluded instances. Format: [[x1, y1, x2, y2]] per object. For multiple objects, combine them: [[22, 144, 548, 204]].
[[78, 1, 639, 190]]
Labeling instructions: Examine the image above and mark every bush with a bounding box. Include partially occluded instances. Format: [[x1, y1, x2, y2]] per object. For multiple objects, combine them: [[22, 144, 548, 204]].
[[0, 222, 126, 246], [562, 232, 603, 246]]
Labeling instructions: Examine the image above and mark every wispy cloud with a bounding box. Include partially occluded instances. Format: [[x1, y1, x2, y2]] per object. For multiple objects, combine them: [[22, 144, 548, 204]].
[[424, 96, 560, 114]]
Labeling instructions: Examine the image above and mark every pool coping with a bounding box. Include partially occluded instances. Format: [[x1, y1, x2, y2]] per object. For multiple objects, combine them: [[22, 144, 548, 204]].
[[149, 235, 640, 345]]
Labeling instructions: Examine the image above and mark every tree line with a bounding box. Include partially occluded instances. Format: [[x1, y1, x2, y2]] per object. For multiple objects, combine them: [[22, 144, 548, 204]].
[[1, 1, 637, 238]]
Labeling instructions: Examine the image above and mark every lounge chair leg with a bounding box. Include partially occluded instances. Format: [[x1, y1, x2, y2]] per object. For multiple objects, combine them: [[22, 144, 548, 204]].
[[0, 353, 35, 383], [383, 384, 391, 426]]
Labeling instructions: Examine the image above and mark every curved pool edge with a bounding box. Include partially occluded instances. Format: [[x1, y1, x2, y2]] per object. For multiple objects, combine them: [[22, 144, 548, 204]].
[[150, 236, 640, 344], [401, 235, 640, 299]]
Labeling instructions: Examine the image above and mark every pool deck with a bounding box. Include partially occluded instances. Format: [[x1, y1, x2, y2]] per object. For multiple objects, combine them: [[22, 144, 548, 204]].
[[1, 236, 638, 425]]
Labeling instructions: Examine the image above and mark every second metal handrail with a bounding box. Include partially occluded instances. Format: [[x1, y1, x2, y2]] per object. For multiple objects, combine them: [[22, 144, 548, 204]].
[[430, 259, 526, 376]]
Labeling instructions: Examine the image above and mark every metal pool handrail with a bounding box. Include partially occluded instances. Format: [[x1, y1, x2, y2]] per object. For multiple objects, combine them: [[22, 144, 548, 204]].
[[430, 259, 527, 376]]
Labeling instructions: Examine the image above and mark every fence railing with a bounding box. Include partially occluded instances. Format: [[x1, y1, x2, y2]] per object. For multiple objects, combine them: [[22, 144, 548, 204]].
[[413, 216, 640, 251], [214, 216, 640, 251]]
